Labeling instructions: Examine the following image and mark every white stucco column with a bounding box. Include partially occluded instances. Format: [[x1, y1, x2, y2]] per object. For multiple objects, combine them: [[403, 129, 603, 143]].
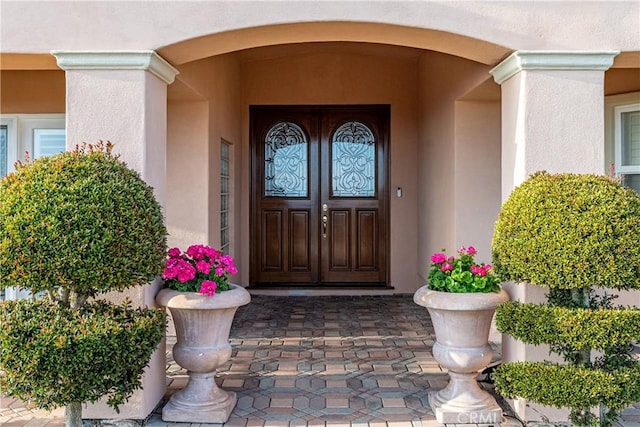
[[52, 50, 178, 420], [490, 50, 618, 422]]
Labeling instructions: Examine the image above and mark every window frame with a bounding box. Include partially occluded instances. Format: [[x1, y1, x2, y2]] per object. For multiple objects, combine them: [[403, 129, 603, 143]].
[[220, 139, 232, 255], [33, 128, 67, 159], [0, 114, 65, 300], [0, 114, 65, 166], [0, 117, 18, 177], [614, 102, 640, 175]]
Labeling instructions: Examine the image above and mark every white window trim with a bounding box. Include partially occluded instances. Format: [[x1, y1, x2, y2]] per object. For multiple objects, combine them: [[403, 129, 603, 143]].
[[0, 116, 18, 175], [0, 114, 66, 165], [614, 102, 640, 175], [0, 114, 65, 300]]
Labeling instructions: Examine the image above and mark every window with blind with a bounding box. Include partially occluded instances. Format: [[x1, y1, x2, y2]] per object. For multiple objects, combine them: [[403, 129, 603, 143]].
[[33, 128, 66, 159], [615, 103, 640, 193]]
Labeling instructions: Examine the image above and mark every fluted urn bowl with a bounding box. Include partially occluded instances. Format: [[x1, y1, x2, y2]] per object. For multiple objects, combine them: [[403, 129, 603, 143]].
[[414, 286, 509, 424], [156, 284, 251, 423]]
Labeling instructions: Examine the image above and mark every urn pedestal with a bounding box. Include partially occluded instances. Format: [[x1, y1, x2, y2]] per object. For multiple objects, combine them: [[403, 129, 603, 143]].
[[414, 287, 509, 424], [156, 285, 251, 423]]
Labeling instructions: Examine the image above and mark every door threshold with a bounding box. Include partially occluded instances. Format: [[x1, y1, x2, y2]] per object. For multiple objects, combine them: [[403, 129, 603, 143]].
[[247, 286, 397, 297]]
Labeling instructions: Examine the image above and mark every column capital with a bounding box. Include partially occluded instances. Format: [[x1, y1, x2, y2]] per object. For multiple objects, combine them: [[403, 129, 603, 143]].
[[51, 50, 179, 84], [490, 50, 619, 85]]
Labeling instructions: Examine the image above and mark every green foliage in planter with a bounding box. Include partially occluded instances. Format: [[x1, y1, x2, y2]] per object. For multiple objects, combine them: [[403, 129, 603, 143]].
[[494, 362, 640, 415], [492, 172, 640, 290], [0, 142, 167, 297], [0, 299, 167, 411], [495, 301, 640, 350]]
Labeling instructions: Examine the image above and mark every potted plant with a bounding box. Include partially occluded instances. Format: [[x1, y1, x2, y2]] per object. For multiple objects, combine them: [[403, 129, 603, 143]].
[[413, 246, 509, 424], [492, 171, 640, 427], [155, 244, 251, 423], [0, 142, 167, 427]]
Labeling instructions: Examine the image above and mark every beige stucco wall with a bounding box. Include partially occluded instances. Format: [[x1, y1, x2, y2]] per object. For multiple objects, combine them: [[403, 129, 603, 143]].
[[166, 54, 242, 268], [0, 70, 65, 113], [417, 52, 500, 283], [163, 42, 506, 294], [2, 2, 639, 66], [239, 44, 420, 292], [454, 100, 501, 262], [167, 100, 210, 245]]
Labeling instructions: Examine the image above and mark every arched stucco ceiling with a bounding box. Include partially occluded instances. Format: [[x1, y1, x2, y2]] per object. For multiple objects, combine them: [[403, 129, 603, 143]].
[[157, 22, 512, 67]]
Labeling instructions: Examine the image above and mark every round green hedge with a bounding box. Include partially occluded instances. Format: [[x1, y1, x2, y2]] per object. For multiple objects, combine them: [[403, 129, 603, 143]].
[[0, 143, 167, 296], [494, 361, 640, 411], [495, 301, 640, 350], [492, 172, 640, 290], [0, 298, 166, 410]]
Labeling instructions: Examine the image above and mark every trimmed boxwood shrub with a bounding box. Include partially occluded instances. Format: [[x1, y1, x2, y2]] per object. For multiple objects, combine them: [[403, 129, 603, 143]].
[[492, 172, 640, 291], [494, 362, 640, 411], [0, 299, 166, 410], [495, 302, 640, 350], [0, 142, 166, 297], [492, 171, 640, 427], [0, 142, 167, 426]]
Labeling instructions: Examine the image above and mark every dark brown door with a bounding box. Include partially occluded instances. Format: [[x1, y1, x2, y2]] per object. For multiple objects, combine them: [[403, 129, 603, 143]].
[[250, 105, 389, 286]]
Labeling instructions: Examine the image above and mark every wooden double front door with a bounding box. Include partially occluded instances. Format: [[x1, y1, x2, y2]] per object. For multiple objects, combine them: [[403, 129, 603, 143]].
[[250, 105, 389, 287]]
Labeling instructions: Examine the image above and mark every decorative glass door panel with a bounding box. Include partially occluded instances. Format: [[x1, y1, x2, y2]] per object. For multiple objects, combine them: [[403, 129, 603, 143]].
[[331, 121, 376, 197], [264, 122, 308, 197], [251, 105, 389, 286]]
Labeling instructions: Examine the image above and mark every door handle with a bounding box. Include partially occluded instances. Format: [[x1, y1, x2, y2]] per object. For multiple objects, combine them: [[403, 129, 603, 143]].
[[322, 215, 328, 237]]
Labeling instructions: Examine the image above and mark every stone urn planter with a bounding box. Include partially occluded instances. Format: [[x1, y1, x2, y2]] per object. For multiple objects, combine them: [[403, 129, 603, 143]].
[[156, 284, 251, 423], [414, 286, 509, 424]]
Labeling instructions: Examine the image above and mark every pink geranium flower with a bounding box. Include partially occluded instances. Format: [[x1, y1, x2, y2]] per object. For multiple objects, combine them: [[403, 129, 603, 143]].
[[161, 244, 238, 296], [196, 260, 211, 275], [176, 262, 196, 283], [167, 247, 181, 258], [431, 253, 446, 264], [204, 246, 219, 259], [187, 245, 206, 260], [199, 280, 217, 296]]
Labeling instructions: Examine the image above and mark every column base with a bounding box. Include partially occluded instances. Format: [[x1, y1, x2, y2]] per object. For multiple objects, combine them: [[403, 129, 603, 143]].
[[429, 372, 503, 425], [161, 371, 237, 424], [162, 390, 236, 423], [430, 390, 502, 424]]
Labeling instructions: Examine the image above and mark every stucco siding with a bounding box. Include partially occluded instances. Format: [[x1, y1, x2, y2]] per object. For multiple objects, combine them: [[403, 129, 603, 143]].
[[239, 45, 420, 292], [417, 52, 499, 285], [0, 70, 65, 113], [2, 2, 639, 62]]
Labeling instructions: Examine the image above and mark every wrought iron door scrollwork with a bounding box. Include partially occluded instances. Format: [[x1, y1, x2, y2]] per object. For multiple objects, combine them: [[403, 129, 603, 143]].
[[264, 121, 308, 197], [332, 121, 376, 197]]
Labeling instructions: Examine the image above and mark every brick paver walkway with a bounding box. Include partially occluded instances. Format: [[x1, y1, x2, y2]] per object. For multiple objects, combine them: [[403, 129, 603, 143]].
[[1, 295, 639, 426]]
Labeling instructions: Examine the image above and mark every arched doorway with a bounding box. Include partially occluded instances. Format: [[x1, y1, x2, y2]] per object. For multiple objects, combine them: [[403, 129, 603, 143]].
[[161, 26, 504, 294]]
